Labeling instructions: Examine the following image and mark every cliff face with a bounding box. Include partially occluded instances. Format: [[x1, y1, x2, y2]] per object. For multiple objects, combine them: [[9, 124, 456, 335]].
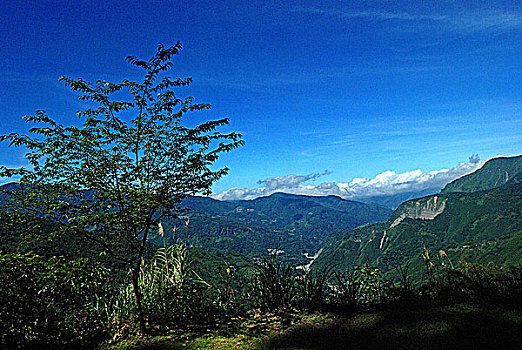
[[391, 195, 447, 228], [314, 182, 522, 281]]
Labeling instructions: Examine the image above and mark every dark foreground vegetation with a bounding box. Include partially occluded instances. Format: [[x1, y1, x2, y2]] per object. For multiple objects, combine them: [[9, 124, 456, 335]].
[[2, 246, 522, 349]]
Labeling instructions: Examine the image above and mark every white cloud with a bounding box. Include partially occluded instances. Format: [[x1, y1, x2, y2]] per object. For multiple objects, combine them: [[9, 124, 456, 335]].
[[291, 7, 522, 34], [258, 170, 331, 190], [212, 157, 486, 201]]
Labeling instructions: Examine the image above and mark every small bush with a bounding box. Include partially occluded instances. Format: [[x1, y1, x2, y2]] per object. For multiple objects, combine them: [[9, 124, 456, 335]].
[[0, 252, 110, 349], [433, 261, 522, 303], [330, 264, 389, 308], [110, 245, 218, 333], [295, 266, 333, 311], [215, 265, 256, 316], [353, 264, 389, 305], [252, 254, 296, 312]]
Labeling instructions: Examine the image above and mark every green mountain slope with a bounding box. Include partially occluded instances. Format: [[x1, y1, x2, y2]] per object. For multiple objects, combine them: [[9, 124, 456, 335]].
[[2, 182, 390, 267], [442, 155, 522, 194], [0, 188, 255, 286], [315, 182, 522, 280], [154, 193, 392, 265]]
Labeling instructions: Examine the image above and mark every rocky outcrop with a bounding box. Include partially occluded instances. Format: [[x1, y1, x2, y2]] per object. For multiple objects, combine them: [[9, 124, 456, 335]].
[[391, 195, 446, 228]]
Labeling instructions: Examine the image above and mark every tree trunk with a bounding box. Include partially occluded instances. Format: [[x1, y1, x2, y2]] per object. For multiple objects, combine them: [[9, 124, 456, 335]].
[[132, 267, 147, 334]]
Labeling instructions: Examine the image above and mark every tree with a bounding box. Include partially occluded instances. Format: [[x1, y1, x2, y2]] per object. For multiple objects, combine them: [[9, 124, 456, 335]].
[[0, 42, 243, 333]]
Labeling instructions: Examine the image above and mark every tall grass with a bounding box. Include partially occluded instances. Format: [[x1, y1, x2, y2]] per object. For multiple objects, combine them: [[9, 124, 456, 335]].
[[430, 260, 522, 304], [295, 266, 333, 310], [3, 245, 522, 348], [110, 244, 217, 334], [252, 253, 296, 312]]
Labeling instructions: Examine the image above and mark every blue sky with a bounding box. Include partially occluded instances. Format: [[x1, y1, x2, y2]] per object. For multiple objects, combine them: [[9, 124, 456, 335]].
[[1, 0, 520, 199]]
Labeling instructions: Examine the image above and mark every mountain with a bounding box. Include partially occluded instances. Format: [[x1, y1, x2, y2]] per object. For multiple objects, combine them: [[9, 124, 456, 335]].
[[315, 182, 522, 280], [154, 192, 392, 265], [442, 155, 522, 194], [1, 182, 390, 266], [314, 155, 522, 280]]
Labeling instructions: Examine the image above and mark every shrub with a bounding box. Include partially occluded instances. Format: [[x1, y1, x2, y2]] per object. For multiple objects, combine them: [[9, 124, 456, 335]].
[[0, 252, 110, 349], [252, 254, 296, 312], [110, 245, 218, 333], [433, 261, 522, 303], [353, 264, 389, 306], [214, 265, 256, 316], [330, 264, 389, 308], [295, 266, 333, 311]]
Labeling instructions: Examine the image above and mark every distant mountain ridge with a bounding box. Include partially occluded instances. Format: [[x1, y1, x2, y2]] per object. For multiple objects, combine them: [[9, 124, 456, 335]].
[[0, 183, 392, 266], [3, 154, 521, 273], [357, 187, 441, 210], [155, 192, 392, 264], [442, 155, 522, 194]]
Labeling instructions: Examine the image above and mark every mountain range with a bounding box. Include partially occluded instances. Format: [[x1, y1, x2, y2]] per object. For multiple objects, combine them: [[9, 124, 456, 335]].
[[313, 155, 522, 279], [153, 193, 391, 265], [1, 155, 521, 281]]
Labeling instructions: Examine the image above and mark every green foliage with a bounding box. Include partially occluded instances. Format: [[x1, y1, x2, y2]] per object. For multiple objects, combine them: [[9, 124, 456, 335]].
[[0, 211, 155, 282], [0, 42, 243, 333], [211, 265, 254, 316], [0, 252, 111, 349], [431, 261, 522, 303], [183, 248, 257, 316], [295, 266, 333, 310], [352, 264, 388, 305], [3, 248, 520, 349], [330, 264, 389, 307], [0, 42, 242, 263], [252, 254, 296, 312], [111, 244, 218, 333], [442, 155, 522, 194]]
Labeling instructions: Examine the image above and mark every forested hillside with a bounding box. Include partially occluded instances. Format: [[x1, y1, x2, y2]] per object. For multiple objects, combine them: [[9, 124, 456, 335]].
[[315, 155, 522, 280], [150, 192, 392, 265], [442, 155, 522, 194]]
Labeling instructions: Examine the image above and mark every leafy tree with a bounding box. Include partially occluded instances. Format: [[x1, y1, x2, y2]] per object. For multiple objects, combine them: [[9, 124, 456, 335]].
[[0, 42, 243, 333]]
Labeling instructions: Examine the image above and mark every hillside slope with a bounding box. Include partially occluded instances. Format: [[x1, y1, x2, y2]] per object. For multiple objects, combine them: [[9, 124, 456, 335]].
[[315, 182, 522, 279], [155, 193, 392, 265], [442, 155, 522, 194], [357, 187, 441, 210]]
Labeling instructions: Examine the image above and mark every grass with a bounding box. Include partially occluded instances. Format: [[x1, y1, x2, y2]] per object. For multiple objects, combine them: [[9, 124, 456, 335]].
[[99, 302, 522, 349], [98, 311, 297, 350]]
